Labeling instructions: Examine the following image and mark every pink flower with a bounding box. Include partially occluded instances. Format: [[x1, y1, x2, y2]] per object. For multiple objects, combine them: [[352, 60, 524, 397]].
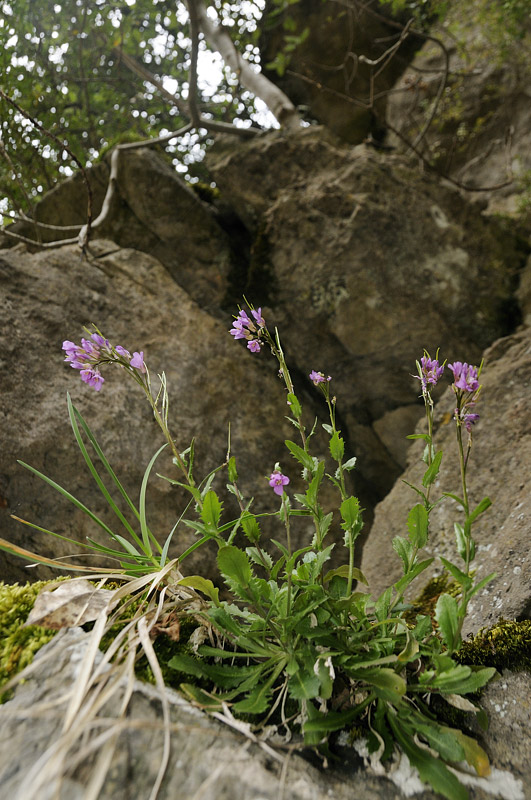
[[269, 471, 290, 496]]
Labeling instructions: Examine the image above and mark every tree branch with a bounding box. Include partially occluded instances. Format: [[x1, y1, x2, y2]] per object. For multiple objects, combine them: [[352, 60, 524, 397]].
[[189, 0, 301, 131]]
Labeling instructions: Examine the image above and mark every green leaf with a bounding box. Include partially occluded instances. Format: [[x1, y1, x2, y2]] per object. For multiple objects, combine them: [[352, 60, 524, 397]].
[[435, 593, 460, 652], [305, 461, 325, 509], [287, 668, 321, 700], [354, 668, 406, 702], [323, 565, 368, 585], [439, 557, 471, 589], [329, 430, 344, 462], [393, 536, 413, 571], [232, 661, 285, 713], [178, 575, 220, 606], [388, 715, 468, 800], [468, 571, 496, 600], [340, 496, 360, 529], [217, 545, 253, 588], [246, 546, 273, 571], [407, 503, 429, 548], [442, 727, 491, 776], [167, 653, 207, 679], [227, 456, 238, 483], [201, 490, 222, 528], [179, 683, 224, 711], [240, 511, 261, 543], [422, 450, 443, 487], [285, 440, 316, 473], [286, 392, 302, 417], [466, 496, 492, 526]]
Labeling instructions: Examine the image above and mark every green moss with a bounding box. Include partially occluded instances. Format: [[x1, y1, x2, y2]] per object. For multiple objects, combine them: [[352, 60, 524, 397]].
[[405, 573, 461, 625], [189, 181, 220, 204], [456, 619, 531, 672], [0, 580, 60, 701]]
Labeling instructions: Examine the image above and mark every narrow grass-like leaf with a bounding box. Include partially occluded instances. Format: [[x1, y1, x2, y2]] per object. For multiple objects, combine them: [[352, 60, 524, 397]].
[[68, 396, 144, 551], [139, 444, 167, 557]]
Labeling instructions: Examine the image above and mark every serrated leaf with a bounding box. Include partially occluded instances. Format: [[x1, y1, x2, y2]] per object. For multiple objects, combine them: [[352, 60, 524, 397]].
[[240, 511, 261, 543], [201, 490, 222, 528], [217, 545, 253, 588], [329, 430, 344, 462], [340, 496, 360, 528], [285, 440, 316, 472], [393, 536, 413, 571], [246, 546, 273, 571]]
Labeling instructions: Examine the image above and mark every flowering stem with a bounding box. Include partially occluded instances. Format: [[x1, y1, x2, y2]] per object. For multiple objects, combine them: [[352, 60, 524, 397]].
[[282, 493, 293, 617]]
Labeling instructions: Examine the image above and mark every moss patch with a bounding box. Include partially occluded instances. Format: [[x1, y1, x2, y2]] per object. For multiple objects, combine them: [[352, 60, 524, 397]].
[[456, 618, 531, 672], [0, 581, 60, 701]]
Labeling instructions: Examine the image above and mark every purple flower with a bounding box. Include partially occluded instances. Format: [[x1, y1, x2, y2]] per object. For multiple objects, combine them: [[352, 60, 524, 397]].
[[309, 370, 331, 386], [448, 362, 479, 392], [229, 305, 265, 352], [269, 471, 290, 496], [416, 355, 444, 391], [130, 351, 146, 372], [80, 368, 104, 391], [464, 412, 480, 431], [115, 345, 131, 359], [251, 307, 265, 328]]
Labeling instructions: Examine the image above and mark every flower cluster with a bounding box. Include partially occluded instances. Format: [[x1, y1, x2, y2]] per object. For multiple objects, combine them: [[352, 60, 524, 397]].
[[269, 470, 290, 496], [229, 307, 265, 352], [62, 331, 146, 391], [309, 370, 331, 386], [416, 355, 445, 392], [448, 361, 481, 432]]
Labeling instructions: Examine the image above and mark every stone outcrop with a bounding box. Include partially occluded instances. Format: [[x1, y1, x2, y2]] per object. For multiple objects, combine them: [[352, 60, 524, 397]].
[[386, 3, 531, 220], [0, 627, 527, 800], [208, 128, 525, 503], [0, 240, 331, 584], [362, 326, 531, 636]]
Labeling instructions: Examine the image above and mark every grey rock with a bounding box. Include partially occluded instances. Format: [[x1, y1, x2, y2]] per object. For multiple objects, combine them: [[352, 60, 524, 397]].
[[0, 241, 326, 583], [362, 327, 531, 635], [0, 628, 526, 800], [208, 129, 524, 502]]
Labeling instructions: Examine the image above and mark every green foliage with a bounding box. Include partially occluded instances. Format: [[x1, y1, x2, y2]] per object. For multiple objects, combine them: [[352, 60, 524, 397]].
[[6, 312, 502, 799], [0, 0, 265, 213], [0, 580, 63, 700]]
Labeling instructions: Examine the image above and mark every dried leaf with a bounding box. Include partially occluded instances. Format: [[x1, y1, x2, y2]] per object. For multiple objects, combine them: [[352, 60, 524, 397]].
[[23, 579, 115, 629]]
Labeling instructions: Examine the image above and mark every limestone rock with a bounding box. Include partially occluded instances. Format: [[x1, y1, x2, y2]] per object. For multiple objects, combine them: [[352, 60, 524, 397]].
[[208, 129, 525, 502], [362, 327, 531, 636], [0, 241, 325, 584], [386, 5, 531, 220], [0, 628, 527, 800]]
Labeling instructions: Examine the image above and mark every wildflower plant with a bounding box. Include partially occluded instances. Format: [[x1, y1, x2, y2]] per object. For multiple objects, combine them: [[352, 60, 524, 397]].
[[0, 309, 499, 800]]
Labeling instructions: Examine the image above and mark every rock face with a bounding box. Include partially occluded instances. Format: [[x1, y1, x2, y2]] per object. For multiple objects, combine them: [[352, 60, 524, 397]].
[[208, 128, 525, 503], [0, 628, 527, 800], [0, 240, 327, 584], [386, 3, 531, 220], [362, 327, 531, 636], [259, 0, 423, 143], [0, 130, 527, 583]]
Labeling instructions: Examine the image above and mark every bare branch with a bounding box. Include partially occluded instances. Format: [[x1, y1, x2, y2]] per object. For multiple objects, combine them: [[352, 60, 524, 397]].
[[189, 0, 301, 131]]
